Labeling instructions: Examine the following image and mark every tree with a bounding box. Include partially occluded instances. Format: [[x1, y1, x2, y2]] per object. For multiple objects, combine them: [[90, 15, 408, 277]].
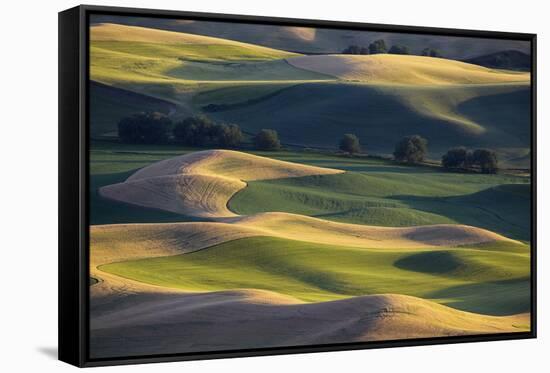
[[173, 115, 214, 146], [441, 147, 472, 169], [215, 123, 244, 148], [369, 39, 388, 54], [254, 129, 281, 150], [421, 48, 443, 57], [388, 45, 410, 55], [118, 112, 172, 144], [393, 135, 428, 163], [339, 134, 361, 154], [472, 149, 498, 174]]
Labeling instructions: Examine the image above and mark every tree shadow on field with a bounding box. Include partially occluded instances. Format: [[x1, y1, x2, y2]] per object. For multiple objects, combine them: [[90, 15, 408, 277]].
[[36, 346, 57, 360]]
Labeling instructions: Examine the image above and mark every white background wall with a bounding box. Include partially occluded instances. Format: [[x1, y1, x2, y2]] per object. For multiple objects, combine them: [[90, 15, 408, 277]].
[[0, 0, 547, 371]]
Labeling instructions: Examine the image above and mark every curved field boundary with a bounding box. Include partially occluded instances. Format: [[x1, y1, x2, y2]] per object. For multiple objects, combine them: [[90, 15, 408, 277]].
[[100, 149, 343, 218]]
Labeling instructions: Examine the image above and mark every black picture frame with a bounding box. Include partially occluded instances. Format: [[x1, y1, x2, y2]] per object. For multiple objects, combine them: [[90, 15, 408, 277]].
[[59, 4, 537, 367]]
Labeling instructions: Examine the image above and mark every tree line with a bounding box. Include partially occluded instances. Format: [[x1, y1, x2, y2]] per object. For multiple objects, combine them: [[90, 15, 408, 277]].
[[118, 112, 498, 174], [338, 133, 498, 173], [117, 112, 282, 151], [342, 39, 442, 58]]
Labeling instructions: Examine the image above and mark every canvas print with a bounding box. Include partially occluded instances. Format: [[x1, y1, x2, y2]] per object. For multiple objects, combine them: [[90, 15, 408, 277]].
[[88, 14, 532, 359]]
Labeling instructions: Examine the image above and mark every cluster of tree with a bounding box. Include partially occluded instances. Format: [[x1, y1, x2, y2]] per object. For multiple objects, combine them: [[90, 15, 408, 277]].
[[118, 112, 287, 151], [441, 147, 498, 174], [421, 48, 443, 57], [342, 41, 442, 57], [342, 39, 388, 55], [393, 135, 428, 163], [118, 112, 243, 148], [173, 115, 243, 148], [388, 45, 410, 55], [118, 112, 173, 144]]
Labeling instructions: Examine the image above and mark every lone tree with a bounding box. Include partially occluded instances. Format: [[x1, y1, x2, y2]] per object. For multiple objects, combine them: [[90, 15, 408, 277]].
[[441, 147, 472, 169], [393, 135, 428, 163], [173, 115, 214, 146], [339, 134, 361, 155], [388, 45, 410, 55], [472, 149, 498, 174], [368, 39, 388, 54], [254, 129, 281, 150], [118, 112, 172, 144], [215, 123, 244, 148], [421, 48, 443, 57]]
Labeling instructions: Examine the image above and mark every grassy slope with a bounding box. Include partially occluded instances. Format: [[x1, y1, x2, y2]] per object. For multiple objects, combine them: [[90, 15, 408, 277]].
[[90, 82, 176, 137], [229, 156, 530, 240], [90, 24, 531, 166], [209, 82, 530, 159], [286, 54, 530, 85], [91, 142, 530, 239], [101, 236, 530, 315]]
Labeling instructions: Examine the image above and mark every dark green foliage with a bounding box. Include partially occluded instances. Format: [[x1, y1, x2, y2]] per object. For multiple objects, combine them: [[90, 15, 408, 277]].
[[215, 123, 244, 148], [254, 129, 281, 150], [117, 112, 172, 144], [442, 147, 472, 169], [339, 134, 361, 154], [421, 48, 443, 57], [342, 45, 369, 55], [174, 116, 244, 148], [442, 147, 499, 174], [393, 135, 428, 163], [388, 45, 410, 55], [472, 149, 498, 174], [173, 115, 215, 146], [368, 39, 388, 54], [465, 50, 530, 71]]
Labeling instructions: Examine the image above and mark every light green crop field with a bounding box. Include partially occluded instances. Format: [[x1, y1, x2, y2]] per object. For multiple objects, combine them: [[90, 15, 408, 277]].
[[229, 170, 530, 241], [100, 236, 530, 315]]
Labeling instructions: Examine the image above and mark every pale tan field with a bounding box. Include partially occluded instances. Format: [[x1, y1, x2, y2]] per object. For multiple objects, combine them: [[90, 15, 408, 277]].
[[100, 150, 343, 218], [90, 289, 529, 358], [286, 54, 530, 85]]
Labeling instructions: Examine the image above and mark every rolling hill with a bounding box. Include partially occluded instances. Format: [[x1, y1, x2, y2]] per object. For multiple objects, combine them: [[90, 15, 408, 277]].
[[209, 82, 530, 157], [465, 50, 531, 71], [90, 289, 529, 358], [100, 149, 343, 218], [90, 15, 531, 59], [100, 235, 528, 312], [90, 82, 176, 137], [88, 22, 532, 359], [89, 24, 531, 166], [286, 54, 529, 85]]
